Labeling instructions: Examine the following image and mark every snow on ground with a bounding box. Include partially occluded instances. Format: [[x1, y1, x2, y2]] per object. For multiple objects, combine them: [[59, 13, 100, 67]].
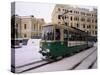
[[25, 46, 97, 73], [12, 39, 43, 67], [74, 50, 97, 69], [94, 42, 97, 47], [92, 61, 97, 69]]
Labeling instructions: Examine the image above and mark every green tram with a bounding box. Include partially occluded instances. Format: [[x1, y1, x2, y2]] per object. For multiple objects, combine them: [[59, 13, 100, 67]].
[[39, 24, 94, 60]]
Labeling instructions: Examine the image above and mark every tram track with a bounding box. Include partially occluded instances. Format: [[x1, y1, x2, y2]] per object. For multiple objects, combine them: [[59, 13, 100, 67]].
[[13, 60, 49, 73], [18, 61, 52, 73], [13, 58, 55, 73], [11, 60, 43, 69], [69, 48, 97, 70], [88, 57, 97, 69]]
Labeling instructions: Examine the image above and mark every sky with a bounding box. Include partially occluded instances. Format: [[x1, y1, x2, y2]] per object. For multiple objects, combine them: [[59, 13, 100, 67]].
[[15, 2, 55, 23], [15, 2, 96, 23]]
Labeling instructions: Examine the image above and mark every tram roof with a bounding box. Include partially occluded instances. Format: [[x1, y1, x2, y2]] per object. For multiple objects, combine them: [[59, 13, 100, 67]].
[[42, 24, 88, 35], [42, 24, 56, 27]]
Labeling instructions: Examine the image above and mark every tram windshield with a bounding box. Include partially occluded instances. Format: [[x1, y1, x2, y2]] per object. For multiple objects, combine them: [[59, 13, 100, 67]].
[[42, 25, 54, 40], [55, 29, 60, 40]]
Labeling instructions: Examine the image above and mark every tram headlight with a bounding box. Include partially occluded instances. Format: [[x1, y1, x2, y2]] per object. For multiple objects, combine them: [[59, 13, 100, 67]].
[[46, 49, 50, 53]]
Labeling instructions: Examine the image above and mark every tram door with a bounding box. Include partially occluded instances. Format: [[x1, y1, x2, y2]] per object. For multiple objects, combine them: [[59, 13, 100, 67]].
[[64, 30, 68, 45]]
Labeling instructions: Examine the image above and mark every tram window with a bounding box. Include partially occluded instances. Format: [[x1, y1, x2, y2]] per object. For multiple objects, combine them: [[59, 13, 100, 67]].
[[43, 31, 54, 40], [71, 33, 75, 41], [68, 32, 83, 41], [55, 29, 60, 40], [42, 26, 54, 40], [64, 30, 68, 40], [64, 32, 67, 38], [69, 32, 75, 41], [46, 32, 54, 40]]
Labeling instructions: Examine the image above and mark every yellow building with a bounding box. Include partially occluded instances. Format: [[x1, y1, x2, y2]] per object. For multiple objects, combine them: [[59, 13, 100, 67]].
[[13, 15, 45, 40], [52, 4, 97, 37]]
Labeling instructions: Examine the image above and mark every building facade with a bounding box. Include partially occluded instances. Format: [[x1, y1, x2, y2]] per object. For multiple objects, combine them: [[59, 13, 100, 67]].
[[12, 15, 45, 40], [52, 4, 97, 37]]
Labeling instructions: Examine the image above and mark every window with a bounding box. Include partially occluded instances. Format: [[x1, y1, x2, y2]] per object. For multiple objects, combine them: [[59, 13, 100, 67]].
[[88, 25, 91, 28], [81, 12, 85, 15], [65, 22, 68, 26], [24, 24, 27, 29], [95, 31, 97, 35], [87, 18, 91, 22], [74, 17, 79, 21], [58, 8, 61, 11], [95, 26, 97, 29], [70, 10, 72, 13], [77, 23, 79, 28], [16, 23, 18, 28], [87, 13, 91, 16], [92, 19, 94, 23], [70, 16, 73, 21], [87, 25, 89, 29], [62, 16, 64, 20], [63, 9, 65, 11], [74, 11, 79, 14], [81, 17, 85, 21], [74, 17, 76, 21], [92, 14, 94, 17], [65, 9, 68, 12], [95, 19, 97, 23], [58, 15, 61, 19], [87, 25, 91, 29], [24, 34, 27, 37], [83, 24, 85, 28], [34, 24, 35, 30]]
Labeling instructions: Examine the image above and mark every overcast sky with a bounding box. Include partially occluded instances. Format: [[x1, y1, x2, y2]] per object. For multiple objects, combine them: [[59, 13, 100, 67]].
[[15, 2, 55, 23], [15, 2, 96, 23]]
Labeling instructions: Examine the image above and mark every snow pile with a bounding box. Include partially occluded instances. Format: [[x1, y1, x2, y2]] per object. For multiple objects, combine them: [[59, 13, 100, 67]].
[[13, 39, 42, 67], [27, 39, 41, 47]]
